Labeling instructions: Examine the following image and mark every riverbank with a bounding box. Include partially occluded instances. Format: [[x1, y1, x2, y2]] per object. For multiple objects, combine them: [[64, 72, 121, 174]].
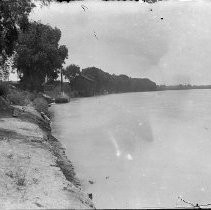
[[0, 96, 94, 209]]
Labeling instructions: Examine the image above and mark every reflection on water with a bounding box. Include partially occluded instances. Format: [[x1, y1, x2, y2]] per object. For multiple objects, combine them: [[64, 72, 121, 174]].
[[106, 109, 153, 161], [51, 90, 211, 209]]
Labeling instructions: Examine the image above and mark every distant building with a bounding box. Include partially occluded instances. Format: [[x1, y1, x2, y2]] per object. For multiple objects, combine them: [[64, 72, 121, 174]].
[[71, 74, 95, 97], [43, 81, 71, 98]]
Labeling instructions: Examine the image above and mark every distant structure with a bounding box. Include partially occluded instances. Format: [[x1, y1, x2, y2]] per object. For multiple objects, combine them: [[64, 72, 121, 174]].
[[71, 74, 95, 97]]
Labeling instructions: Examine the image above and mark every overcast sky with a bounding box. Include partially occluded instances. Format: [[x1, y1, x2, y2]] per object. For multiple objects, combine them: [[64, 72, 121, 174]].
[[29, 0, 211, 85]]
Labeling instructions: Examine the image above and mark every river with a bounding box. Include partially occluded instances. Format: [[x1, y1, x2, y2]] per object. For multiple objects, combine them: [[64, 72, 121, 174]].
[[51, 89, 211, 209]]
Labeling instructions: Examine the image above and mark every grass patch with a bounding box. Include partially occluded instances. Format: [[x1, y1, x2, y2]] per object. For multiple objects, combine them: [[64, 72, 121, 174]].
[[33, 97, 48, 113], [7, 89, 32, 106], [33, 97, 49, 116]]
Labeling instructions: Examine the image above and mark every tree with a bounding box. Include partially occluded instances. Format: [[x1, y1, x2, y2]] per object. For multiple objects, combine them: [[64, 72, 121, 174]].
[[0, 0, 56, 80], [0, 56, 13, 81], [63, 64, 80, 82], [0, 0, 76, 63], [0, 0, 36, 61], [14, 21, 68, 91], [82, 67, 112, 93]]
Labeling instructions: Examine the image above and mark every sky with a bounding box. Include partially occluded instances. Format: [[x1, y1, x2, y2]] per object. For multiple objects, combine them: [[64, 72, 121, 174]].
[[28, 0, 211, 85]]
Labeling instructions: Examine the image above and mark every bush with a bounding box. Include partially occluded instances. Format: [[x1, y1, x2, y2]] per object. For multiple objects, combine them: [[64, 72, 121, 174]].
[[7, 90, 31, 106], [26, 91, 37, 102], [33, 97, 49, 115], [0, 82, 9, 97], [0, 96, 11, 111]]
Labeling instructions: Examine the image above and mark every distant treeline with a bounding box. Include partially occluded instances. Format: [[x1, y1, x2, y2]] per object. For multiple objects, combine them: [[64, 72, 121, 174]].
[[82, 67, 157, 94], [157, 84, 211, 91], [57, 0, 159, 2], [62, 65, 157, 97]]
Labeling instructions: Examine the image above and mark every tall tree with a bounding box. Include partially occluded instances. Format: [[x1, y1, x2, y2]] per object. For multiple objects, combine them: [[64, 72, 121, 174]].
[[0, 0, 35, 61], [0, 0, 55, 80], [63, 64, 80, 82], [14, 21, 68, 91], [0, 0, 74, 63]]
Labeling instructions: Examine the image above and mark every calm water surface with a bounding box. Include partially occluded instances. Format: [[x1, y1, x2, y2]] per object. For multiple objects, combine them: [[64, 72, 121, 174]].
[[51, 90, 211, 208]]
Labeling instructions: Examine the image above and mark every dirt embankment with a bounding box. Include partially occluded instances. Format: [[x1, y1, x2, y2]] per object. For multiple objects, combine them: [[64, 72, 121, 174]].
[[0, 99, 95, 209]]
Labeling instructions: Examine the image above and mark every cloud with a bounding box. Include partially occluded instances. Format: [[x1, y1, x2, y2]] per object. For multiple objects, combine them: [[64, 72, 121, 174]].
[[149, 0, 211, 84]]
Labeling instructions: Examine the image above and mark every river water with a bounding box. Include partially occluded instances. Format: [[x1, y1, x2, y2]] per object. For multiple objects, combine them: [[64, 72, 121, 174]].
[[51, 90, 211, 209]]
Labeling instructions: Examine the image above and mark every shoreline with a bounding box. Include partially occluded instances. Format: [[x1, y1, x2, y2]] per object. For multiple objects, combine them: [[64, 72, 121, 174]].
[[0, 100, 95, 209]]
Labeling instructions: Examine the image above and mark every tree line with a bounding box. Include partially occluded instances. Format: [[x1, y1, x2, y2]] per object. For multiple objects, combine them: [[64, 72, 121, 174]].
[[157, 84, 211, 91], [63, 65, 157, 96]]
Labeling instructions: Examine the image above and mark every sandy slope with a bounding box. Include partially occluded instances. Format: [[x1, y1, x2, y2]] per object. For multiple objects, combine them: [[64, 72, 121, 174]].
[[0, 105, 94, 209]]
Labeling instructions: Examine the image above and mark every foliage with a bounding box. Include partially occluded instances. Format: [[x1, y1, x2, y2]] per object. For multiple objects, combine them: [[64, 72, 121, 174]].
[[0, 0, 56, 80], [0, 0, 35, 60], [63, 64, 80, 82], [5, 85, 49, 116], [14, 21, 68, 91], [33, 97, 49, 114], [0, 82, 9, 97], [82, 67, 112, 93], [7, 89, 31, 106], [0, 0, 65, 80], [81, 67, 156, 95], [67, 66, 157, 96], [0, 56, 14, 81]]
